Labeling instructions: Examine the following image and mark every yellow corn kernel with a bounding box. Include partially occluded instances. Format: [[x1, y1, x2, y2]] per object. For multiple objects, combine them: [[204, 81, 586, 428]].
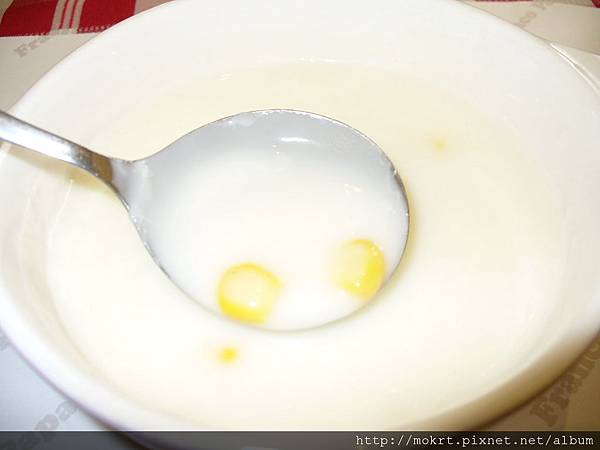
[[218, 263, 282, 324], [218, 346, 239, 363], [333, 239, 386, 300], [433, 138, 447, 151]]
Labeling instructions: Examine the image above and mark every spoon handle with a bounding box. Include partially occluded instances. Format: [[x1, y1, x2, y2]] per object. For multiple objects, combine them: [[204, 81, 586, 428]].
[[0, 110, 115, 183]]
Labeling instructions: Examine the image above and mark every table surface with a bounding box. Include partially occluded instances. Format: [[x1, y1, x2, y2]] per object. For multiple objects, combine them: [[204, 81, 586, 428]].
[[0, 0, 599, 436]]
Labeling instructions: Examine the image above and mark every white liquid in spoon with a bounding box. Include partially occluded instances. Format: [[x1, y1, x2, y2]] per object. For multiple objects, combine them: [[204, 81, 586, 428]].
[[143, 114, 408, 330]]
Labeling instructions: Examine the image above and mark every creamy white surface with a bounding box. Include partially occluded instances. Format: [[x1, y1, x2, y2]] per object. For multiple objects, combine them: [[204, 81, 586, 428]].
[[46, 63, 566, 429]]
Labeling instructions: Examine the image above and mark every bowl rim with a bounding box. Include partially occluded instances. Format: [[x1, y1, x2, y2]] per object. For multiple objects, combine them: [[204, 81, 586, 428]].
[[1, 0, 600, 432]]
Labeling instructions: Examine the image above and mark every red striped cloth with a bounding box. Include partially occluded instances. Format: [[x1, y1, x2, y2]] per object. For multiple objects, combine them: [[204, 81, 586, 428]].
[[0, 0, 598, 37], [0, 0, 164, 36]]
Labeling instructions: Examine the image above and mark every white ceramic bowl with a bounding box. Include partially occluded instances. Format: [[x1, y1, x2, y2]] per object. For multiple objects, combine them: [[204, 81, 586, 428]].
[[1, 0, 600, 431]]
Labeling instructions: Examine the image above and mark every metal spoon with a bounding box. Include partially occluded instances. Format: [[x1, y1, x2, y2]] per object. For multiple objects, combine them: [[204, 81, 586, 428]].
[[0, 109, 409, 328]]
